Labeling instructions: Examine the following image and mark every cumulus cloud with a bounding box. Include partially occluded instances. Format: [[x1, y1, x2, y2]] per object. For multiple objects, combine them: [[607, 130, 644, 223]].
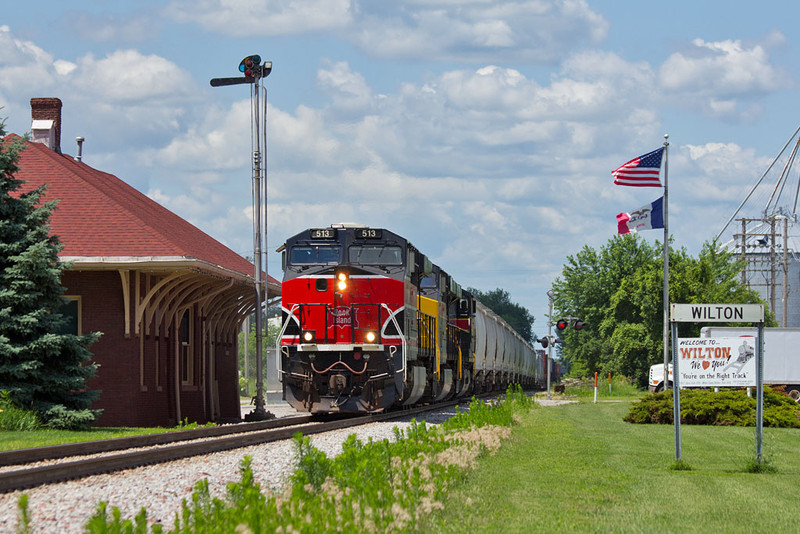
[[347, 0, 609, 63], [71, 50, 198, 103], [658, 35, 789, 120], [162, 0, 608, 64], [0, 25, 61, 94], [164, 0, 353, 36]]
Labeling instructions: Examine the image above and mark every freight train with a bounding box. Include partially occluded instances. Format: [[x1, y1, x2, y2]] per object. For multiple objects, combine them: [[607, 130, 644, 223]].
[[276, 224, 553, 413]]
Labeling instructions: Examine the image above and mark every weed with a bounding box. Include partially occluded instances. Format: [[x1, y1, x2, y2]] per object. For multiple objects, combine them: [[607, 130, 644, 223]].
[[16, 495, 30, 534], [0, 391, 40, 431], [176, 418, 216, 430], [745, 456, 778, 474], [669, 459, 692, 471]]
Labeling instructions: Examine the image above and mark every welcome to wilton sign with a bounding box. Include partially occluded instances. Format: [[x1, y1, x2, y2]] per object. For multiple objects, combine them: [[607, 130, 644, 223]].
[[676, 336, 757, 387]]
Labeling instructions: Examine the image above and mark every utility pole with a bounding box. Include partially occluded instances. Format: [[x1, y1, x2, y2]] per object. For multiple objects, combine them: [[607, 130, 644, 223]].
[[211, 55, 274, 421]]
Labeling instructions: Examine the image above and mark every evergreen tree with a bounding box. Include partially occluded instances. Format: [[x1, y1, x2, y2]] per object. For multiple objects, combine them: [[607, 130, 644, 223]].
[[0, 119, 101, 429]]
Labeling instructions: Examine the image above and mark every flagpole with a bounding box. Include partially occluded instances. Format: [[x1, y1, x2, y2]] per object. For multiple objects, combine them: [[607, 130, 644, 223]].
[[662, 134, 670, 392]]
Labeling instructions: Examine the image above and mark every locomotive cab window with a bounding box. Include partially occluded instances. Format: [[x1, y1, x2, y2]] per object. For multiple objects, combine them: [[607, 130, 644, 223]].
[[290, 245, 342, 265], [349, 245, 403, 265], [420, 275, 437, 289]]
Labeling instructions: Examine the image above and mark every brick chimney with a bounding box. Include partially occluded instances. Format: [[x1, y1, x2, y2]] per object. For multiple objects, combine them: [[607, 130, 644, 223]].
[[30, 97, 62, 153]]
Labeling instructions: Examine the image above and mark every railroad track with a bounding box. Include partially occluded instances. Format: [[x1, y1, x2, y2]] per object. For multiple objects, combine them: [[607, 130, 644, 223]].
[[0, 401, 461, 494]]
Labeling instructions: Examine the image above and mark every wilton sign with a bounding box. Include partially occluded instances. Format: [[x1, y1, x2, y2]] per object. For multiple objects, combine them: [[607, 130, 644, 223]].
[[670, 303, 763, 323], [677, 337, 756, 387]]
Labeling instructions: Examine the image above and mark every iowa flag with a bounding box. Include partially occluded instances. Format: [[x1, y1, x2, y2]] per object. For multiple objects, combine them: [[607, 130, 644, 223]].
[[617, 197, 664, 234]]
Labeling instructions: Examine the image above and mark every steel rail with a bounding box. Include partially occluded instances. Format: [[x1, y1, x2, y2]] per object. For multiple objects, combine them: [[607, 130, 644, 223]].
[[0, 414, 313, 467], [0, 400, 467, 494]]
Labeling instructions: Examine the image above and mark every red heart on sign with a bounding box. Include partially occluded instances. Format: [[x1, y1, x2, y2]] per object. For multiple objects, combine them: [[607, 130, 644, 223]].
[[702, 361, 710, 370]]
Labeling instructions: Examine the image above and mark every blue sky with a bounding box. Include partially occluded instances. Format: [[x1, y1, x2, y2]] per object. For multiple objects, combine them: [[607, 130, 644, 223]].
[[2, 1, 799, 339]]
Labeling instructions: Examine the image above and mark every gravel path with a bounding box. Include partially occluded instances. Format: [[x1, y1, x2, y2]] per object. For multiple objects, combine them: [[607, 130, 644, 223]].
[[0, 405, 460, 533]]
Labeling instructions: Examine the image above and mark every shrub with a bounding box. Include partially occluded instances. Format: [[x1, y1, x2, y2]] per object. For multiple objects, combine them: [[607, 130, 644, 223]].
[[624, 387, 800, 427]]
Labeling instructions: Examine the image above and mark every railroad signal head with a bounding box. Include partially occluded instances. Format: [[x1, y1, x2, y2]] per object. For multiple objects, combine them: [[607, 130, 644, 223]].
[[239, 54, 262, 76]]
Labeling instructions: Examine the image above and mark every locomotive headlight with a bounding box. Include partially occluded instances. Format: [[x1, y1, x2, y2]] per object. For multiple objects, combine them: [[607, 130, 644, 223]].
[[365, 331, 377, 343], [301, 330, 316, 343], [336, 272, 348, 291]]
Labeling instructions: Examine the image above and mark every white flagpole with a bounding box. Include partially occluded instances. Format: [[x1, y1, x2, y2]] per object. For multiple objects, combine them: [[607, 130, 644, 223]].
[[662, 135, 670, 392]]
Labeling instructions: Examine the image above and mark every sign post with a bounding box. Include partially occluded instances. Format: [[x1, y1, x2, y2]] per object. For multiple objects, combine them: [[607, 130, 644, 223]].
[[669, 303, 764, 462]]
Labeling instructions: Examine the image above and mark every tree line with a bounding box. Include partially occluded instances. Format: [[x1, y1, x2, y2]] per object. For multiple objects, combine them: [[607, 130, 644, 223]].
[[551, 234, 773, 388]]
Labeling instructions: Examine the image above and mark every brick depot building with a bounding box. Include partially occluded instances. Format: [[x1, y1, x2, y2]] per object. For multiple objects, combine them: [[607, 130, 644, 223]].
[[10, 98, 279, 427]]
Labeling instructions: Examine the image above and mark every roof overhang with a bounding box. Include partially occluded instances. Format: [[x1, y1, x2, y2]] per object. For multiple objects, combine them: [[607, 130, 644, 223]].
[[59, 255, 281, 295]]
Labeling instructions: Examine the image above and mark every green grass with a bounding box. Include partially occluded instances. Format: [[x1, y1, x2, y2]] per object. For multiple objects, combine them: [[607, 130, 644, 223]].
[[423, 399, 800, 533], [559, 375, 645, 400], [0, 426, 203, 452]]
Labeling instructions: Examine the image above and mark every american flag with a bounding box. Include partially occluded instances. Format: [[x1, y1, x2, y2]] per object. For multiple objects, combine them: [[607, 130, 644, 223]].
[[612, 147, 664, 187]]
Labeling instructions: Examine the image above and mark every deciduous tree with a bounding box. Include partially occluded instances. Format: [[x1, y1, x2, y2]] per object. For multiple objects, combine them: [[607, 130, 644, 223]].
[[552, 234, 771, 387], [467, 287, 535, 343]]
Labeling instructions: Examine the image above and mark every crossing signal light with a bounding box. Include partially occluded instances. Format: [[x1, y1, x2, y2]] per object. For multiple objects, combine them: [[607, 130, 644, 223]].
[[574, 320, 585, 331], [539, 336, 549, 348], [556, 319, 568, 331]]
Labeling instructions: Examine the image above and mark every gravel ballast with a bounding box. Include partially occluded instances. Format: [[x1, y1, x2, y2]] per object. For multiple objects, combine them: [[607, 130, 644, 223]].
[[0, 406, 459, 533]]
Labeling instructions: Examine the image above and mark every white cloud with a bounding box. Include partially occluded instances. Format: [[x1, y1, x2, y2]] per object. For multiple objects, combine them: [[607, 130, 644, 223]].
[[164, 0, 353, 36], [348, 0, 609, 62], [658, 35, 788, 120], [162, 0, 607, 63], [317, 60, 373, 113], [0, 26, 60, 93], [71, 50, 198, 103]]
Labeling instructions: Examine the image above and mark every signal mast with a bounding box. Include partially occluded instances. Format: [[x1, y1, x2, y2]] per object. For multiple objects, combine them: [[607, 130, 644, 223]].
[[211, 56, 274, 420]]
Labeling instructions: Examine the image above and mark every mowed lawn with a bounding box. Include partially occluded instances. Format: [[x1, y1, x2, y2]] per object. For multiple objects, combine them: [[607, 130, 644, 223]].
[[424, 400, 800, 533]]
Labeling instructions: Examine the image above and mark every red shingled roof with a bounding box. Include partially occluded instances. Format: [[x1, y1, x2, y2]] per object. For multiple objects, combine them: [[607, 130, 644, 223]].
[[11, 137, 274, 283]]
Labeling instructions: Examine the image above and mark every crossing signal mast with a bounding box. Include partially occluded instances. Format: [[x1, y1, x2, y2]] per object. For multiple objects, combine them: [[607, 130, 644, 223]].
[[211, 55, 274, 421], [541, 291, 584, 400]]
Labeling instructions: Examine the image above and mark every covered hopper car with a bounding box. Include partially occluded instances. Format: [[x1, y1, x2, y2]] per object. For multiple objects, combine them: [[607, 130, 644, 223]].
[[276, 224, 550, 413]]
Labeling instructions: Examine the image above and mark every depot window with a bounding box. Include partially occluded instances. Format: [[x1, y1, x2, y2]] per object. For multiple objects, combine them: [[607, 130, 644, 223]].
[[290, 245, 342, 265], [57, 296, 81, 335], [179, 309, 194, 387], [349, 245, 403, 265]]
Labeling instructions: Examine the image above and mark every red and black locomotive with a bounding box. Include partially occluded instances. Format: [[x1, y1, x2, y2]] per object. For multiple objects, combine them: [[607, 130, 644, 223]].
[[277, 224, 542, 414]]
